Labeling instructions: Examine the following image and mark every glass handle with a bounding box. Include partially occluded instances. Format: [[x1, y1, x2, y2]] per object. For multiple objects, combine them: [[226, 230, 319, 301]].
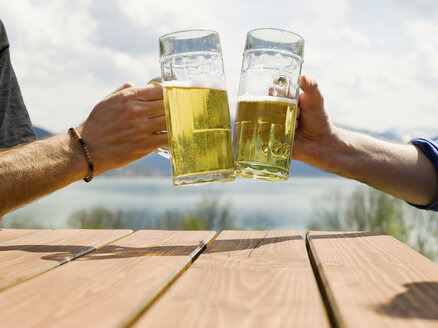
[[149, 77, 170, 159]]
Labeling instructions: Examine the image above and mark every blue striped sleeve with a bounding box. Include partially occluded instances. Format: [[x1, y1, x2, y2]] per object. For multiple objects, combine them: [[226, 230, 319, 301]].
[[409, 138, 438, 211]]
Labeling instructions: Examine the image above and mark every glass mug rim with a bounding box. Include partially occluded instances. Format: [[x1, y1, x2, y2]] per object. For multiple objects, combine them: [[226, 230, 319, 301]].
[[159, 29, 221, 59], [245, 28, 304, 59], [247, 28, 304, 44], [159, 29, 218, 42]]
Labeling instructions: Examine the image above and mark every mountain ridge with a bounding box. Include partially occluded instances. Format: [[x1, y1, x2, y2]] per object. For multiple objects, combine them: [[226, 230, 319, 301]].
[[33, 125, 438, 177]]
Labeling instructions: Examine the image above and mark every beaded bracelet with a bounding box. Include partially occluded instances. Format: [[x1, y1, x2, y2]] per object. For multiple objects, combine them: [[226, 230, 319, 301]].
[[68, 128, 94, 183]]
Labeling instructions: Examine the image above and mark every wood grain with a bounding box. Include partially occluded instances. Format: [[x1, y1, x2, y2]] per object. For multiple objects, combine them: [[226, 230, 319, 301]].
[[307, 231, 438, 328], [134, 230, 330, 328], [0, 229, 43, 243], [0, 230, 216, 328], [0, 229, 131, 291]]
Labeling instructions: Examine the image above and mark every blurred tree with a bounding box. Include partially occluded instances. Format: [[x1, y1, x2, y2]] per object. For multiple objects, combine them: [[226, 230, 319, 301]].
[[66, 194, 245, 232], [67, 207, 150, 230], [154, 194, 240, 231], [181, 213, 208, 230], [309, 186, 437, 261], [409, 209, 438, 260], [0, 215, 46, 229]]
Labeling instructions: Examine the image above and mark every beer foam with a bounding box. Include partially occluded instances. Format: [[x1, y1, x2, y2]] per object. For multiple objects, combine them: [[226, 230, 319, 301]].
[[163, 80, 226, 90], [237, 95, 297, 104]]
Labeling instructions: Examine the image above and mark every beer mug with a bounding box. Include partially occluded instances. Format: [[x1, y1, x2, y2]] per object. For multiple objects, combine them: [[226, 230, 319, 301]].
[[233, 28, 304, 181], [158, 30, 235, 186]]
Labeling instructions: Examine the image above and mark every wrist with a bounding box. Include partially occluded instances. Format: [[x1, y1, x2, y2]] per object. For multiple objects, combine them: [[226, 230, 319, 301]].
[[75, 124, 108, 176], [66, 130, 94, 182], [293, 123, 340, 171], [68, 128, 94, 182], [317, 126, 355, 174]]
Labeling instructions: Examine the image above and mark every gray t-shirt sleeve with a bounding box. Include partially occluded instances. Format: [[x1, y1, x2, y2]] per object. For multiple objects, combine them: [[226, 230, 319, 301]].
[[0, 19, 36, 148]]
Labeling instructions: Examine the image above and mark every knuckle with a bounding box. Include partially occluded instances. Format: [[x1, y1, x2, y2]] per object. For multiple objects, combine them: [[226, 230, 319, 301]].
[[125, 105, 141, 118], [119, 90, 136, 103], [149, 82, 162, 91]]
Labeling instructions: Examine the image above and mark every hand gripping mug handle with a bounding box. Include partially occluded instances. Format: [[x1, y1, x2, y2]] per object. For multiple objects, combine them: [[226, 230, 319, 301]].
[[149, 77, 171, 159]]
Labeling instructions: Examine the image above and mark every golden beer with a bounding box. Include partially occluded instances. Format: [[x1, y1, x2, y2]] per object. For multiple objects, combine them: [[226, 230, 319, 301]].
[[164, 84, 235, 186], [233, 96, 297, 181]]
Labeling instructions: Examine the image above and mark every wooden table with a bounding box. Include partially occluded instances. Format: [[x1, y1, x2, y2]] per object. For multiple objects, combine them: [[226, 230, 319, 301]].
[[0, 229, 436, 328]]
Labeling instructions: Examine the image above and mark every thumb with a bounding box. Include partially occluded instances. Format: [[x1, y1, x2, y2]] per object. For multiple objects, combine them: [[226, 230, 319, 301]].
[[299, 75, 324, 108], [300, 75, 321, 95]]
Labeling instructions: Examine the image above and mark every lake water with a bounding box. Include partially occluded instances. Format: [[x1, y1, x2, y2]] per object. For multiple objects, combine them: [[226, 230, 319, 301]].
[[4, 176, 365, 231]]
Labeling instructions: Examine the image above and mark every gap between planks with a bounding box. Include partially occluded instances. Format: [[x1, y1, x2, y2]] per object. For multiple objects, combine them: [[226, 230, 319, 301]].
[[118, 230, 217, 328], [306, 231, 438, 328], [0, 229, 134, 292], [131, 230, 331, 328], [306, 232, 339, 328]]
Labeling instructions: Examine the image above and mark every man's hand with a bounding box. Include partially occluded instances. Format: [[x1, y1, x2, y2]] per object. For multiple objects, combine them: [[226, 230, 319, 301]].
[[0, 81, 169, 216], [77, 82, 168, 175], [293, 75, 334, 166], [292, 75, 438, 207]]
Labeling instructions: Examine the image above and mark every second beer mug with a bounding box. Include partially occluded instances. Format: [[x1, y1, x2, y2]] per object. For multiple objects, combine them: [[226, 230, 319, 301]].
[[233, 28, 304, 181], [159, 30, 235, 186]]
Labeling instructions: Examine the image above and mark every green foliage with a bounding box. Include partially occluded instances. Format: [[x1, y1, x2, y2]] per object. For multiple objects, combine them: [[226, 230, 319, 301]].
[[243, 211, 270, 231], [64, 194, 247, 232], [194, 194, 232, 231], [2, 192, 271, 233], [153, 210, 182, 230], [408, 210, 438, 260], [0, 215, 46, 229], [309, 186, 438, 261], [344, 188, 410, 242], [153, 194, 241, 231], [181, 214, 208, 230], [67, 207, 151, 230]]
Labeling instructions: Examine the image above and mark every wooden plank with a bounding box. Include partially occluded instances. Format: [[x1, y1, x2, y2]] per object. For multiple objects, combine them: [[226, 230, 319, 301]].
[[0, 229, 43, 243], [307, 231, 438, 328], [0, 230, 216, 328], [0, 229, 131, 291], [133, 230, 330, 328]]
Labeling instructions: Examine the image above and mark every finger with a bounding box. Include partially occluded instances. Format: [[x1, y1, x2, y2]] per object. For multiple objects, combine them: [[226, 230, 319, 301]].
[[296, 106, 301, 118], [300, 75, 321, 96], [133, 99, 165, 118], [148, 131, 169, 148], [299, 75, 324, 110], [134, 83, 164, 101], [295, 119, 299, 130], [144, 115, 167, 132]]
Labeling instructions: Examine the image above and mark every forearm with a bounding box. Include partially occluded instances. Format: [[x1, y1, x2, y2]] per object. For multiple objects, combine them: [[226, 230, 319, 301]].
[[0, 133, 88, 216], [0, 83, 167, 217], [298, 126, 438, 206]]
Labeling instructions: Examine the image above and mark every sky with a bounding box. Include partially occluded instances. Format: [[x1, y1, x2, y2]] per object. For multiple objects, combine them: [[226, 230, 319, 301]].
[[1, 0, 438, 137]]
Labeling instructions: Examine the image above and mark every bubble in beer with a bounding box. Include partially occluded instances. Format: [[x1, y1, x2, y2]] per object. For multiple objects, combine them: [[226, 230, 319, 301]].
[[281, 144, 290, 157], [272, 143, 282, 155]]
